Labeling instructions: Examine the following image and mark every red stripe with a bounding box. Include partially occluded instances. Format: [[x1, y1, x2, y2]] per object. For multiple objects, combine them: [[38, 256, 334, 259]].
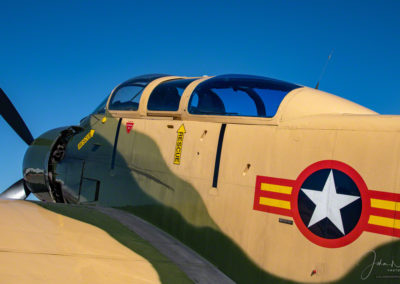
[[365, 224, 400, 238], [254, 176, 295, 217], [257, 190, 292, 201], [369, 207, 398, 219], [253, 202, 293, 217], [369, 190, 400, 202], [254, 176, 264, 211], [257, 176, 295, 187]]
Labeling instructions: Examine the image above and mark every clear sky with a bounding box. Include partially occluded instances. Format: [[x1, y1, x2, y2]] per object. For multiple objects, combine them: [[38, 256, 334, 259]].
[[0, 1, 399, 199]]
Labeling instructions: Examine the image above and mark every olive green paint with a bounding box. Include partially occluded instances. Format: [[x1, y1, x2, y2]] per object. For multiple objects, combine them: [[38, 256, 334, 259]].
[[50, 114, 400, 283]]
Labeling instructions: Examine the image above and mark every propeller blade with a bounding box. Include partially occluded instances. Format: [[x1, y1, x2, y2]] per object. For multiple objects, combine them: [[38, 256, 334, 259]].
[[0, 179, 31, 200], [0, 88, 34, 145]]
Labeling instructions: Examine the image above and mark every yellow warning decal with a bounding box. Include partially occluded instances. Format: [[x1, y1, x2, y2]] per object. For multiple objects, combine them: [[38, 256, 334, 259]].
[[173, 124, 186, 165], [78, 129, 95, 150]]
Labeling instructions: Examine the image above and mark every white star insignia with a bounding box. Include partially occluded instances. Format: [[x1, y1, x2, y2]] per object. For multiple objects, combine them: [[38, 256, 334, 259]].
[[301, 170, 360, 235]]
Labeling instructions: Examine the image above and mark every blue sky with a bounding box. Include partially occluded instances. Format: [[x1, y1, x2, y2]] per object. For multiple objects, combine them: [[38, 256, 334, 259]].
[[0, 1, 399, 199]]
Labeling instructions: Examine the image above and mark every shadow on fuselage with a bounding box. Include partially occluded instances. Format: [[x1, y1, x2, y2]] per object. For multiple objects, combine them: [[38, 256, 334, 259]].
[[48, 117, 400, 284]]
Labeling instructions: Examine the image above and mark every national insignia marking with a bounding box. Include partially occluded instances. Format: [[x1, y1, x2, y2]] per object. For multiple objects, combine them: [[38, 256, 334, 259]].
[[253, 160, 400, 248], [254, 176, 294, 217], [298, 169, 361, 239]]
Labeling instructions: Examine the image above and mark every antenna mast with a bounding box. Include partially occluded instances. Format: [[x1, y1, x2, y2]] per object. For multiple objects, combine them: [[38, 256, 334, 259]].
[[315, 50, 334, 90]]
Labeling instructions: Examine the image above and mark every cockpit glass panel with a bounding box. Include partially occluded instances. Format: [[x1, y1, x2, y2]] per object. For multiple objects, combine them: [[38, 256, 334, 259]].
[[147, 79, 197, 111], [92, 96, 109, 114], [108, 84, 146, 111], [188, 75, 299, 118], [108, 74, 168, 111]]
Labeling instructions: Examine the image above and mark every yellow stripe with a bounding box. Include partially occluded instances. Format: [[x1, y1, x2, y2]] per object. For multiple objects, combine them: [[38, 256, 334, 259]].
[[368, 215, 400, 229], [77, 129, 95, 150], [370, 198, 400, 211], [261, 183, 292, 195], [259, 197, 291, 210]]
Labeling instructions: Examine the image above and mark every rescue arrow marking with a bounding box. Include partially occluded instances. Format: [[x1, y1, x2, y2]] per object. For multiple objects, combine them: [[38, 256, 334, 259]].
[[173, 124, 186, 165], [78, 129, 95, 150]]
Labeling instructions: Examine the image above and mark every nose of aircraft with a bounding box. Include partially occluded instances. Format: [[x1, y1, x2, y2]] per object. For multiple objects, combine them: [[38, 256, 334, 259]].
[[22, 128, 62, 201], [0, 87, 82, 201], [22, 126, 79, 202]]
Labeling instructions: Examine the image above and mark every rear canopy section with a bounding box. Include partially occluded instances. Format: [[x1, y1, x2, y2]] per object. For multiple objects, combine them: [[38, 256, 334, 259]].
[[187, 74, 299, 118], [277, 87, 377, 122]]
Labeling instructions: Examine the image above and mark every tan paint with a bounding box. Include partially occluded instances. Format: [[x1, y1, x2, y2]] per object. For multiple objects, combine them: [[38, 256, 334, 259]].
[[100, 75, 400, 282], [0, 200, 160, 283], [278, 87, 377, 122], [209, 124, 397, 282]]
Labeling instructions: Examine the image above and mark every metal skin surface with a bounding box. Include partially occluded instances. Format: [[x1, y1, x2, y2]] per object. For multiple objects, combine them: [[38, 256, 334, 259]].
[[0, 179, 30, 199], [22, 75, 400, 283], [23, 126, 75, 202], [0, 179, 31, 199], [0, 200, 164, 283]]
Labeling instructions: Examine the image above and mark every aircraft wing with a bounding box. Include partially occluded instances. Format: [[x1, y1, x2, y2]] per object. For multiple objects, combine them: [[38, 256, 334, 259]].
[[0, 200, 233, 283]]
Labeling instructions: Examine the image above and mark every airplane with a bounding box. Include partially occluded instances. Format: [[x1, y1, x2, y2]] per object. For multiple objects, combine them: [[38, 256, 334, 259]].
[[1, 73, 399, 283]]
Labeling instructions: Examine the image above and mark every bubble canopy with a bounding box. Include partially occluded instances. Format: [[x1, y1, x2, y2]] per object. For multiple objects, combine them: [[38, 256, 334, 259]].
[[188, 74, 300, 118]]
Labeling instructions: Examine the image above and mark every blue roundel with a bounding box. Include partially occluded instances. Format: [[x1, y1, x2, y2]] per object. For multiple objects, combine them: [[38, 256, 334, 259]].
[[298, 169, 362, 239]]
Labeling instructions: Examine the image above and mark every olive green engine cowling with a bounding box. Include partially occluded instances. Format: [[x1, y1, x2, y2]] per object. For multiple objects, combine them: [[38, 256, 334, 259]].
[[23, 126, 81, 202]]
